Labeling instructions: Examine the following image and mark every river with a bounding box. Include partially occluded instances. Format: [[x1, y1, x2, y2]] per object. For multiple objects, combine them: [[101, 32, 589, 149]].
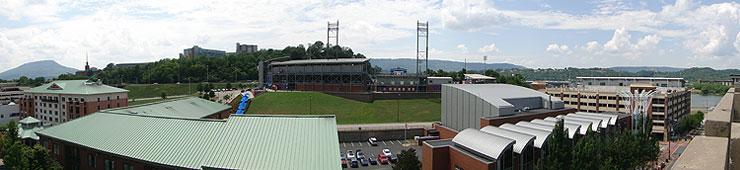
[[691, 94, 723, 108]]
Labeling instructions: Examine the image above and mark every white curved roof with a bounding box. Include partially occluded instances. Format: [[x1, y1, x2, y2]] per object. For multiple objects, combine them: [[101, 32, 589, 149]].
[[575, 112, 618, 125], [444, 84, 563, 110], [557, 116, 599, 132], [499, 123, 551, 148], [453, 129, 515, 160], [567, 114, 609, 128], [533, 119, 583, 137], [518, 121, 576, 139], [481, 126, 535, 154]]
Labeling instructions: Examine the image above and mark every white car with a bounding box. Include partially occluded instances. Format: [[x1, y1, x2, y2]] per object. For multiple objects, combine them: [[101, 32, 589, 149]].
[[368, 137, 378, 146], [346, 150, 356, 159], [382, 149, 392, 157]]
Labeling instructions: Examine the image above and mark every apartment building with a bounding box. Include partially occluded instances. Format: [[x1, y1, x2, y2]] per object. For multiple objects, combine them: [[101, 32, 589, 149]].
[[18, 80, 129, 126], [542, 80, 690, 141], [179, 45, 226, 59]]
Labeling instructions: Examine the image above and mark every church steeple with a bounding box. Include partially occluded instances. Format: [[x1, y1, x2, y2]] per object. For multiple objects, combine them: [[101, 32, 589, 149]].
[[85, 52, 90, 72]]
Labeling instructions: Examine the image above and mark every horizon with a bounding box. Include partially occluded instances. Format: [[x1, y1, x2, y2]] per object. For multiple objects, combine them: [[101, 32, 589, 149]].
[[1, 0, 739, 71]]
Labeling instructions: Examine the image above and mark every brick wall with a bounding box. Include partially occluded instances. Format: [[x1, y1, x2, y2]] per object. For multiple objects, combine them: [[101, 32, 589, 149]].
[[449, 147, 496, 170], [422, 144, 450, 170], [435, 124, 459, 139], [40, 135, 176, 170]]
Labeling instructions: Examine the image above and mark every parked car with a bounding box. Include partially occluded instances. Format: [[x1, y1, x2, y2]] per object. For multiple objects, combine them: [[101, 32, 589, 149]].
[[360, 158, 369, 166], [378, 154, 389, 164], [369, 157, 378, 165], [341, 153, 347, 168], [356, 150, 365, 159], [346, 150, 355, 159], [350, 157, 359, 168], [382, 149, 392, 157], [368, 137, 378, 146], [389, 155, 398, 163]]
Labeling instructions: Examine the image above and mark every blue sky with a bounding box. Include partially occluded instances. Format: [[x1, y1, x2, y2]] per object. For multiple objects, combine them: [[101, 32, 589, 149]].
[[0, 0, 739, 72]]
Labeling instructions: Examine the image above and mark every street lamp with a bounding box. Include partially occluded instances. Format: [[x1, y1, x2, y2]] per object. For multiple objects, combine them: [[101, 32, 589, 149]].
[[397, 93, 401, 122]]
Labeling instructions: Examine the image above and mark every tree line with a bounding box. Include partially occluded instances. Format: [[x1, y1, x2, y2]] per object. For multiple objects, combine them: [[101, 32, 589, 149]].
[[1, 120, 62, 169], [690, 83, 731, 95]]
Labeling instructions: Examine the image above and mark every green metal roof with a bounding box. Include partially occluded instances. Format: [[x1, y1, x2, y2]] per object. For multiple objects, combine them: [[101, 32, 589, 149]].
[[37, 113, 341, 170], [101, 97, 231, 119], [19, 117, 41, 124], [23, 80, 128, 95]]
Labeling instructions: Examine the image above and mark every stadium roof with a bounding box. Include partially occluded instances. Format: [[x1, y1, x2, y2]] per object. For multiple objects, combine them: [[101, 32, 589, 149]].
[[23, 80, 128, 95], [453, 128, 515, 161], [499, 123, 551, 148], [37, 113, 341, 170], [270, 58, 369, 65], [100, 97, 231, 119], [444, 84, 563, 110], [480, 126, 535, 154]]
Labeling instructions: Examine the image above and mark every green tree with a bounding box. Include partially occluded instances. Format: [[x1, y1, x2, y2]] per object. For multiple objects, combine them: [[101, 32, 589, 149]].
[[226, 82, 232, 89], [209, 91, 216, 98], [392, 148, 421, 170], [161, 91, 167, 99], [223, 95, 230, 101], [538, 120, 571, 170], [572, 133, 602, 170], [197, 83, 204, 92], [3, 141, 29, 169], [29, 145, 62, 170]]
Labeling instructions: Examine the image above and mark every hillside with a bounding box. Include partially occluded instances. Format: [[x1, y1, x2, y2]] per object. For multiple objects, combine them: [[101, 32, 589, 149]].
[[246, 91, 441, 124], [370, 58, 526, 73], [0, 60, 79, 80], [500, 67, 740, 82], [610, 66, 685, 73]]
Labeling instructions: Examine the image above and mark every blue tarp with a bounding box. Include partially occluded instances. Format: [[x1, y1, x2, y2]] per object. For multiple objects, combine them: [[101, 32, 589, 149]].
[[241, 97, 248, 102], [238, 103, 246, 110], [236, 110, 244, 114]]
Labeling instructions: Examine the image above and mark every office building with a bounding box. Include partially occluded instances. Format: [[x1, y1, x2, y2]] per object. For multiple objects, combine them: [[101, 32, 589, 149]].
[[180, 45, 227, 59], [18, 80, 129, 126], [236, 43, 258, 54], [0, 102, 20, 125], [542, 78, 691, 141], [1, 86, 28, 105]]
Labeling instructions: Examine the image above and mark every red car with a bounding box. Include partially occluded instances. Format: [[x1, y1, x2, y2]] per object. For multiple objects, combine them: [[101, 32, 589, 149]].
[[378, 154, 389, 164]]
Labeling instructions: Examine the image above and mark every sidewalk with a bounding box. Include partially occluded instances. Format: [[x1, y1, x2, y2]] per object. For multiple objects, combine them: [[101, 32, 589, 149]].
[[657, 139, 690, 169]]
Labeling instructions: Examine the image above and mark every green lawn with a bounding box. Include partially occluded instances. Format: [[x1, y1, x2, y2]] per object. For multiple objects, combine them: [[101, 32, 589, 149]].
[[124, 83, 254, 99], [246, 92, 441, 124]]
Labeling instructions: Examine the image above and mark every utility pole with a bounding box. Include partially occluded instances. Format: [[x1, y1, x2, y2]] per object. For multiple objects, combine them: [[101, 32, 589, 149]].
[[309, 94, 312, 115], [397, 93, 401, 122]]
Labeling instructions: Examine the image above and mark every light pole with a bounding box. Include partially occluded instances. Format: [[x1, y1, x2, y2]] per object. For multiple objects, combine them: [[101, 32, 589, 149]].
[[309, 93, 312, 115], [397, 93, 400, 122]]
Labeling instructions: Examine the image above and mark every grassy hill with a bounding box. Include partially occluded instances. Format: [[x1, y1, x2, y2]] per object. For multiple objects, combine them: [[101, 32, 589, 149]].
[[246, 91, 441, 124]]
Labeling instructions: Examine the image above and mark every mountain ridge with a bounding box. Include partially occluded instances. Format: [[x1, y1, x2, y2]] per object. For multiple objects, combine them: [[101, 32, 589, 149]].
[[0, 60, 79, 80]]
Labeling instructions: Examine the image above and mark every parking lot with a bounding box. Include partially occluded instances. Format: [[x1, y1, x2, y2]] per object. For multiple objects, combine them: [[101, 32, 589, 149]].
[[340, 140, 421, 170]]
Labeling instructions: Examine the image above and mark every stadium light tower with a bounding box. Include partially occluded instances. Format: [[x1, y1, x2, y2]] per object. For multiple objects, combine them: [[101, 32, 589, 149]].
[[328, 20, 339, 48], [417, 21, 428, 75]]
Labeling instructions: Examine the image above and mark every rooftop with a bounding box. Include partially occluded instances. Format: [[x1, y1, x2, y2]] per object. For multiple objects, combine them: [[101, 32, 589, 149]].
[[23, 80, 128, 95], [445, 84, 563, 110], [480, 126, 535, 154], [37, 113, 341, 170], [464, 74, 496, 80], [270, 58, 369, 65], [452, 128, 515, 161], [100, 97, 231, 119], [498, 123, 551, 148]]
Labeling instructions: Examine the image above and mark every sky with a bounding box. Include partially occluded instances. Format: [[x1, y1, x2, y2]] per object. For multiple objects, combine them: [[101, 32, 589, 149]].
[[0, 0, 739, 72]]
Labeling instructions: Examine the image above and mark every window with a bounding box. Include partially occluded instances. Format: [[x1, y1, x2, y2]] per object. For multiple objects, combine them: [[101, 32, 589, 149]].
[[42, 140, 48, 149], [53, 143, 59, 154], [661, 83, 668, 87], [123, 163, 134, 170], [117, 103, 120, 107], [117, 96, 119, 100], [107, 97, 110, 101], [454, 165, 465, 170], [599, 82, 606, 86], [587, 82, 592, 85], [104, 159, 115, 170], [98, 106, 100, 110], [62, 97, 65, 102], [98, 98, 100, 102], [88, 154, 96, 168]]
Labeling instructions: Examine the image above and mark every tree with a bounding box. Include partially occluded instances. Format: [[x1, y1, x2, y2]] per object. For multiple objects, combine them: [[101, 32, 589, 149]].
[[209, 91, 216, 98], [29, 145, 62, 170], [3, 141, 28, 169], [226, 82, 232, 89], [572, 133, 603, 170], [223, 95, 230, 101], [161, 92, 167, 99], [538, 120, 571, 170], [5, 120, 18, 147], [197, 83, 204, 92], [392, 148, 421, 170]]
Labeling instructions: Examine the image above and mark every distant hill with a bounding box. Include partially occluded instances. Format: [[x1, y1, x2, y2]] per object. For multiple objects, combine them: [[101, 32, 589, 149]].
[[610, 66, 686, 73], [370, 58, 526, 73], [0, 60, 79, 80]]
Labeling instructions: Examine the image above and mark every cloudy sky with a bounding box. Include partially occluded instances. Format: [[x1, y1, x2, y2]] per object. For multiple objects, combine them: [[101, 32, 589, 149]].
[[1, 0, 739, 71]]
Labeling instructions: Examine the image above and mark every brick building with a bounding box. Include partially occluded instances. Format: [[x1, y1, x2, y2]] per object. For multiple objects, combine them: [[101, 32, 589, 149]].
[[542, 79, 691, 141], [36, 114, 341, 170], [18, 80, 128, 126]]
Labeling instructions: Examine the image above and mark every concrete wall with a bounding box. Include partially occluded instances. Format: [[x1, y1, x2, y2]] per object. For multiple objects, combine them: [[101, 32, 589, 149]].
[[337, 128, 425, 142]]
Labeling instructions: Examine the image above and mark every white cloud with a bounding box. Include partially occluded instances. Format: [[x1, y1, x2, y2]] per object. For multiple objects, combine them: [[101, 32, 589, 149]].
[[441, 0, 510, 31], [457, 44, 468, 53], [578, 27, 661, 59], [546, 44, 572, 56], [478, 43, 500, 53]]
